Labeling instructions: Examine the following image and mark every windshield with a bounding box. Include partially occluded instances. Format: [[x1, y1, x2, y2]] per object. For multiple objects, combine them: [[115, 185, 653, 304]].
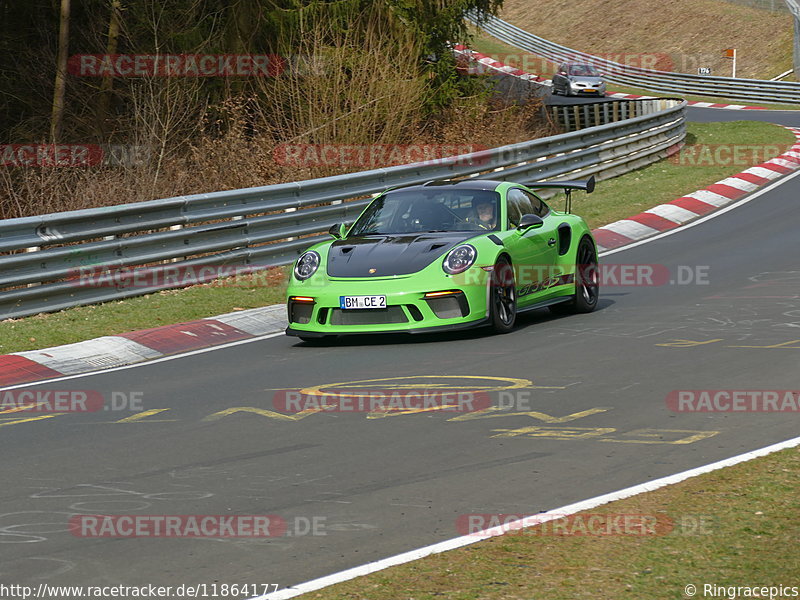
[[348, 188, 502, 235], [568, 64, 601, 77]]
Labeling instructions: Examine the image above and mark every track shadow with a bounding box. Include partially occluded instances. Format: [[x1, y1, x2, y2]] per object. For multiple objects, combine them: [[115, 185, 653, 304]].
[[292, 297, 615, 347]]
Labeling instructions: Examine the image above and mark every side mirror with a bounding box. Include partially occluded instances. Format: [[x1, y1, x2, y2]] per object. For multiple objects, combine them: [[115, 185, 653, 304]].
[[517, 214, 544, 231], [328, 223, 346, 239]]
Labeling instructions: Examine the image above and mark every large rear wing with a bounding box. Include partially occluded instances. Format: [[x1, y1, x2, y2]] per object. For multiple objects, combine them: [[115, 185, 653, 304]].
[[530, 176, 595, 213]]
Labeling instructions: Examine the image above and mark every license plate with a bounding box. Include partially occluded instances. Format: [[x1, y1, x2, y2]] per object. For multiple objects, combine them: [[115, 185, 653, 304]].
[[584, 88, 596, 92], [340, 295, 387, 309]]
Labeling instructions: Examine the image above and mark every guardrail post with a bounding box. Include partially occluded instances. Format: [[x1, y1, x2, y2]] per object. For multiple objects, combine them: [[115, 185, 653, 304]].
[[25, 246, 40, 287], [168, 225, 183, 262], [284, 208, 296, 241]]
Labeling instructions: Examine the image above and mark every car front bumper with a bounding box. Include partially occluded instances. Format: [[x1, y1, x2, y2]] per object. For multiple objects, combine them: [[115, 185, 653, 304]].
[[285, 270, 492, 336]]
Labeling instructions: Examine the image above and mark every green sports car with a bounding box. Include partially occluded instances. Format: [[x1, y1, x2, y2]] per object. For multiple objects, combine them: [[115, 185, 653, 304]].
[[285, 177, 599, 340]]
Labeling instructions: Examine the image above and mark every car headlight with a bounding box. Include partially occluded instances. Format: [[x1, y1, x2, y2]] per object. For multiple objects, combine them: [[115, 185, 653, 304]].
[[442, 244, 477, 275], [294, 251, 320, 280]]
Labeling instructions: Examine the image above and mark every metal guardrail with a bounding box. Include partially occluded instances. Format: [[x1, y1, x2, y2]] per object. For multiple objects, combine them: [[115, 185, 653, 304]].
[[0, 99, 685, 319], [472, 15, 800, 104], [722, 0, 790, 11], [549, 100, 666, 131]]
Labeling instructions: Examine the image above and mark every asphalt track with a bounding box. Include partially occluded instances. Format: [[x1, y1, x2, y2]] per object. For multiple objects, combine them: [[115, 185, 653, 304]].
[[1, 107, 799, 593]]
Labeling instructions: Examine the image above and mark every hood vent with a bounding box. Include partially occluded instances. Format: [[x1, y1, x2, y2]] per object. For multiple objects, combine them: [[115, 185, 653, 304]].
[[327, 232, 474, 277]]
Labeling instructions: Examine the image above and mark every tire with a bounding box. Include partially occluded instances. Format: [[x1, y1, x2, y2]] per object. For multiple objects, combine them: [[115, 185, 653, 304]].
[[489, 256, 516, 333], [550, 237, 599, 315]]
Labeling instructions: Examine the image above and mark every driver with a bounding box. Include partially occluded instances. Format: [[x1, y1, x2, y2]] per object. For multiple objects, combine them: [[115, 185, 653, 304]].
[[475, 200, 497, 230]]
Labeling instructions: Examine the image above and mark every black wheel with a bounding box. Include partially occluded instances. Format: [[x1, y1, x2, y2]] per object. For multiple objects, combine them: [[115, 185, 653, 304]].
[[550, 237, 599, 315], [489, 256, 516, 333]]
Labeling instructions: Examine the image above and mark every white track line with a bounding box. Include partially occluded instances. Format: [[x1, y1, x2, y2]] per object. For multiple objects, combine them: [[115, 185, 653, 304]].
[[257, 435, 800, 599]]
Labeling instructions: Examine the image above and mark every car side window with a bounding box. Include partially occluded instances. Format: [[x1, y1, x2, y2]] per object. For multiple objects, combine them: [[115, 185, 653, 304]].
[[506, 188, 534, 228], [521, 189, 549, 217]]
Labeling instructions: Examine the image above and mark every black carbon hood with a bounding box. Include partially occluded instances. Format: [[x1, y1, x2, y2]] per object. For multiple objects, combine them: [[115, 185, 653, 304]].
[[326, 233, 475, 278]]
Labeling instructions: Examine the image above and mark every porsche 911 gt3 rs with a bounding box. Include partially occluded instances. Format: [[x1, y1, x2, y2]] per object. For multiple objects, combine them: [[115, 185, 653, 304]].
[[286, 178, 599, 340]]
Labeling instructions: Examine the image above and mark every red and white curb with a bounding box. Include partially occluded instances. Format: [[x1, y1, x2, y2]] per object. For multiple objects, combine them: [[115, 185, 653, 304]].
[[453, 44, 551, 85], [606, 91, 768, 110], [454, 46, 775, 110], [592, 126, 800, 252], [0, 305, 286, 388]]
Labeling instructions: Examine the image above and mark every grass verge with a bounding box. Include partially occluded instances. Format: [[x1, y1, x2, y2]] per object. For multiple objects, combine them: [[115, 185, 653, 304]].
[[0, 121, 794, 354], [304, 446, 800, 599], [553, 120, 795, 230], [0, 269, 289, 354]]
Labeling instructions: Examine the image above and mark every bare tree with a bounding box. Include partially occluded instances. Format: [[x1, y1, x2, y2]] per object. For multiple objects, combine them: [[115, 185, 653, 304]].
[[50, 0, 71, 142], [97, 0, 124, 138]]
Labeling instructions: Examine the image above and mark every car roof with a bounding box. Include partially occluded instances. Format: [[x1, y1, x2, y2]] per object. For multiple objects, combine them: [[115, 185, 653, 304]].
[[389, 179, 509, 194]]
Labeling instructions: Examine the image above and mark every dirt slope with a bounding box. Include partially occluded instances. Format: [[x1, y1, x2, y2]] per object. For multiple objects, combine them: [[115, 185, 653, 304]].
[[497, 0, 792, 79]]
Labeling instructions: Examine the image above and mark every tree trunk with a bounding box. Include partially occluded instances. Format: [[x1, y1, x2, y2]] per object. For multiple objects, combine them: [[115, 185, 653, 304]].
[[50, 0, 71, 143], [97, 0, 123, 138]]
